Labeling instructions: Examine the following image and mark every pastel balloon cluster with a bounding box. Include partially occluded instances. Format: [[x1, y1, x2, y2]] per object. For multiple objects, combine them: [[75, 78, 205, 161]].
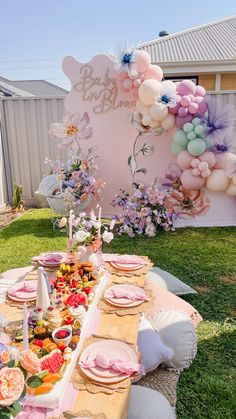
[[177, 150, 236, 194], [169, 80, 207, 128], [117, 50, 163, 98], [136, 80, 177, 131], [172, 118, 208, 156]]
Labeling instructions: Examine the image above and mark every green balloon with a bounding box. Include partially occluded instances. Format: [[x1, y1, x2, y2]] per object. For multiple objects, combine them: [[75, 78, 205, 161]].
[[187, 139, 206, 156], [192, 117, 201, 126], [183, 122, 193, 133], [174, 130, 188, 146], [187, 131, 197, 140], [194, 124, 205, 136], [171, 141, 186, 155]]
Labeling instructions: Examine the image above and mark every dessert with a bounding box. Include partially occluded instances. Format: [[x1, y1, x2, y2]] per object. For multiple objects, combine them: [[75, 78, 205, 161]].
[[68, 304, 86, 325]]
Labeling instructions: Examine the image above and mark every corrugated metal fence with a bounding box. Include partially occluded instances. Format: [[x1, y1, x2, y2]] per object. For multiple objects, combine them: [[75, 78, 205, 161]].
[[0, 92, 236, 206]]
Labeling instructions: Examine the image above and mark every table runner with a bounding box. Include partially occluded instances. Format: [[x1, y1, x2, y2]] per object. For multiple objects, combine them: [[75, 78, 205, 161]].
[[68, 258, 153, 419]]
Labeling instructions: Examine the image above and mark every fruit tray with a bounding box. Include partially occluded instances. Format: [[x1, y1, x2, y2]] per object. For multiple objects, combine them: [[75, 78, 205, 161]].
[[24, 270, 108, 409]]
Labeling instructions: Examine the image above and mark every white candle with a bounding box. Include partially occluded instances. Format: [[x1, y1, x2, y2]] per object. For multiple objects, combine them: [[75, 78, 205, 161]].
[[23, 302, 29, 350], [69, 209, 74, 241], [98, 206, 102, 241]]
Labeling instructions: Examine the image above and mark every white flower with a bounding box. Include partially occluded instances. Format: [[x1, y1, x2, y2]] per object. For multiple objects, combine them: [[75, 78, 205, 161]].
[[146, 216, 152, 224], [113, 42, 137, 77], [73, 230, 90, 243], [102, 231, 114, 243], [145, 223, 156, 237], [58, 217, 67, 228], [158, 81, 178, 108], [130, 111, 164, 136]]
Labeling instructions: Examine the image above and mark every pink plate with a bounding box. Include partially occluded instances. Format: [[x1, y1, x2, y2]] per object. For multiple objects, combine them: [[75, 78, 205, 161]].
[[79, 339, 137, 384], [104, 284, 148, 308], [110, 261, 143, 271], [8, 280, 37, 301]]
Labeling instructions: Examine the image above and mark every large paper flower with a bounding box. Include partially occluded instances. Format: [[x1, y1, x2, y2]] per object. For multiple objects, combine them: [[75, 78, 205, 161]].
[[113, 43, 137, 77], [202, 96, 235, 142], [49, 112, 92, 148], [0, 367, 24, 407], [165, 187, 210, 219]]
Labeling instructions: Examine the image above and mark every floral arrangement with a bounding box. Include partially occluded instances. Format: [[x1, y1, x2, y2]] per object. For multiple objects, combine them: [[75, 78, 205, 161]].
[[56, 210, 114, 250], [111, 181, 174, 237], [45, 147, 105, 212]]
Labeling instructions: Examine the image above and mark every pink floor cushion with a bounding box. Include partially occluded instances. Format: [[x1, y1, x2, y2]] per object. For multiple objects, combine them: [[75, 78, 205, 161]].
[[146, 281, 203, 328]]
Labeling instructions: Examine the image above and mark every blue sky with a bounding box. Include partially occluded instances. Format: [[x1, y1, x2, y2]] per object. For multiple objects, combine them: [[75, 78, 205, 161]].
[[0, 0, 236, 90]]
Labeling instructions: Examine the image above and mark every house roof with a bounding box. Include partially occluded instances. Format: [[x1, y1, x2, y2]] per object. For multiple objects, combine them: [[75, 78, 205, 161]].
[[139, 15, 236, 63], [0, 79, 33, 97], [0, 76, 68, 97]]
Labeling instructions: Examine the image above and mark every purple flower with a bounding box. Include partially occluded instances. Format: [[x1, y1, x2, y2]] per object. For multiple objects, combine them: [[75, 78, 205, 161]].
[[209, 135, 233, 154], [202, 96, 236, 142]]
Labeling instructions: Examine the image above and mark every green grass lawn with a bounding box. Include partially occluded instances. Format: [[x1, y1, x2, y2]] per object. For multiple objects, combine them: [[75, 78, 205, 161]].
[[0, 209, 236, 418]]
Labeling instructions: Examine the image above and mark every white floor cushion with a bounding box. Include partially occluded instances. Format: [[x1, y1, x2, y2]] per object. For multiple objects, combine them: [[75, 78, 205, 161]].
[[149, 309, 197, 371], [147, 267, 197, 295], [128, 386, 175, 419], [138, 316, 173, 373]]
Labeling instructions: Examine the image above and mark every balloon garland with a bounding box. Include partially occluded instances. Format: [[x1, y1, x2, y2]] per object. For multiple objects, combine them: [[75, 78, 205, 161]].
[[113, 44, 236, 197]]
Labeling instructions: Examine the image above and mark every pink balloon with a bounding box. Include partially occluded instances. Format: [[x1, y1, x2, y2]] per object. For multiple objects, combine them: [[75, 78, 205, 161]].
[[181, 169, 206, 190], [197, 99, 208, 116], [176, 80, 196, 96], [191, 158, 200, 168], [188, 102, 198, 114], [195, 85, 206, 97], [133, 78, 141, 87], [176, 114, 193, 128], [199, 151, 216, 168], [135, 50, 151, 73], [201, 169, 211, 178], [199, 161, 209, 171], [192, 96, 203, 105], [143, 64, 163, 82], [177, 150, 194, 169], [192, 168, 201, 176], [169, 102, 180, 115], [123, 78, 133, 90], [180, 95, 192, 107], [178, 106, 189, 117]]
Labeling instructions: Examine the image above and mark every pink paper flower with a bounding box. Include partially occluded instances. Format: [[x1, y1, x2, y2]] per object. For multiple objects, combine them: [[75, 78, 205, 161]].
[[0, 367, 24, 407], [165, 187, 210, 219], [20, 349, 41, 374], [49, 112, 92, 148]]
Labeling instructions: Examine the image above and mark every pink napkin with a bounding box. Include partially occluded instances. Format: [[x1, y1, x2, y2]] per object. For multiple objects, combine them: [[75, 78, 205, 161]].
[[9, 281, 37, 296], [80, 353, 144, 375], [42, 253, 63, 263], [102, 254, 147, 265], [105, 288, 149, 302]]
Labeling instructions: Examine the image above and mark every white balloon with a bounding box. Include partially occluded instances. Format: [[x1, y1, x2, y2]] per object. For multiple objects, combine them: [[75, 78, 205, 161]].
[[225, 179, 236, 196], [142, 114, 153, 126], [161, 113, 176, 130], [206, 169, 230, 192], [149, 119, 161, 128], [142, 106, 151, 115], [150, 103, 168, 121], [138, 80, 161, 106]]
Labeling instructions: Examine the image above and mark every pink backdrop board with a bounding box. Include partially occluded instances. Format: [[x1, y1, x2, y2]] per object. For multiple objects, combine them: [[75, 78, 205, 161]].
[[62, 54, 236, 226]]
